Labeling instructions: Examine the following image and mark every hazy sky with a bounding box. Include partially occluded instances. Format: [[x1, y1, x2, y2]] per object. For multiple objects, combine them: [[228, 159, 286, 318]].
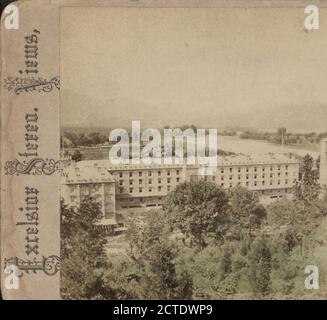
[[61, 7, 327, 130]]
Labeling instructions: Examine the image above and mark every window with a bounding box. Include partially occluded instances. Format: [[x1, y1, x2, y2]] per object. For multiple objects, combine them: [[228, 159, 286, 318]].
[[270, 173, 273, 178], [285, 180, 288, 184], [69, 185, 77, 193], [119, 172, 123, 178], [262, 181, 265, 185], [278, 180, 281, 185], [158, 171, 161, 176], [119, 181, 123, 186], [129, 172, 133, 177], [139, 187, 142, 193], [221, 183, 224, 187], [278, 166, 281, 171], [286, 172, 288, 176], [129, 188, 133, 193], [246, 174, 249, 179], [262, 174, 265, 178], [176, 170, 180, 175], [238, 175, 241, 180], [246, 167, 249, 172], [270, 180, 273, 185], [167, 178, 171, 183], [139, 179, 142, 184], [129, 180, 133, 185], [254, 167, 257, 172], [158, 186, 162, 192], [229, 183, 233, 188], [238, 168, 241, 173], [148, 171, 152, 177], [221, 169, 224, 174], [158, 178, 162, 184], [254, 181, 257, 186], [229, 175, 232, 180], [262, 167, 265, 172], [246, 181, 249, 187], [286, 165, 289, 170], [167, 186, 171, 191], [119, 188, 123, 193], [221, 176, 224, 181], [212, 176, 215, 181], [139, 172, 142, 177], [177, 178, 180, 183], [149, 188, 152, 192], [229, 168, 232, 173], [167, 171, 171, 176], [254, 174, 257, 179], [270, 166, 273, 171], [149, 179, 152, 185]]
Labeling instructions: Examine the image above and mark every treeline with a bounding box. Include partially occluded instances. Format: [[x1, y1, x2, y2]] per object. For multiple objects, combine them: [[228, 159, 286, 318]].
[[62, 132, 108, 147], [240, 128, 327, 146], [61, 155, 327, 299]]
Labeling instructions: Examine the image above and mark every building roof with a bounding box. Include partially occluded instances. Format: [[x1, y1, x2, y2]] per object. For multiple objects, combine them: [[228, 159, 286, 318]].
[[61, 161, 115, 184], [62, 153, 298, 173], [217, 153, 298, 166]]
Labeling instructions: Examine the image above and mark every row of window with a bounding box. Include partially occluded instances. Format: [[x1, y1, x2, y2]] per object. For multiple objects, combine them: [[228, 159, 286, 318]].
[[118, 169, 180, 178], [119, 186, 172, 194], [120, 197, 163, 204], [220, 165, 291, 174], [219, 179, 292, 188], [205, 172, 291, 182], [119, 177, 294, 194], [119, 177, 180, 186], [115, 165, 294, 179]]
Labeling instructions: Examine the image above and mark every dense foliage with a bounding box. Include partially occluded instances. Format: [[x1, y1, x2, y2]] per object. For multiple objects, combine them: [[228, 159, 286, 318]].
[[239, 128, 327, 146], [61, 156, 327, 299]]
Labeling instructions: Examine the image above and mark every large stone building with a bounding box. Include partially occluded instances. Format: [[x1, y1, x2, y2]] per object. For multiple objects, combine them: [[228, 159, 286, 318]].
[[61, 153, 299, 232]]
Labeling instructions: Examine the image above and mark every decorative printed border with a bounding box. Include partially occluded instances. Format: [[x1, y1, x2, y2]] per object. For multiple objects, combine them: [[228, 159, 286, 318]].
[[3, 76, 60, 94], [4, 256, 61, 277], [4, 158, 60, 176]]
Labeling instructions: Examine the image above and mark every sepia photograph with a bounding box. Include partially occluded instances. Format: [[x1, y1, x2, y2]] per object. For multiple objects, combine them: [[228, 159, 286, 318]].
[[59, 6, 327, 300], [2, 0, 327, 305]]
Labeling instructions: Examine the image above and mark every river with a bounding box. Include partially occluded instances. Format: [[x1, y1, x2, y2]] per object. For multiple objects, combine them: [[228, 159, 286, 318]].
[[218, 135, 320, 158]]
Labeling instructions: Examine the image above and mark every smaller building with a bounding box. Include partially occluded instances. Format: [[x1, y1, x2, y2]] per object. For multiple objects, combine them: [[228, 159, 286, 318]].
[[61, 161, 118, 233]]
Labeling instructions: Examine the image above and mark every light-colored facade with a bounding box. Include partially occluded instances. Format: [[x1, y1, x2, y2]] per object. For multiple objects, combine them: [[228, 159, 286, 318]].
[[61, 154, 299, 231], [320, 138, 327, 187], [61, 162, 117, 232]]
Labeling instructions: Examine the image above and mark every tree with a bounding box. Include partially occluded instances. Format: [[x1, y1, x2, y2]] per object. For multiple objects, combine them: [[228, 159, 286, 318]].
[[247, 236, 272, 295], [125, 210, 193, 299], [61, 197, 113, 299], [228, 186, 266, 239], [295, 154, 320, 202], [163, 180, 229, 247], [71, 150, 82, 162], [76, 133, 90, 146], [266, 198, 297, 227]]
